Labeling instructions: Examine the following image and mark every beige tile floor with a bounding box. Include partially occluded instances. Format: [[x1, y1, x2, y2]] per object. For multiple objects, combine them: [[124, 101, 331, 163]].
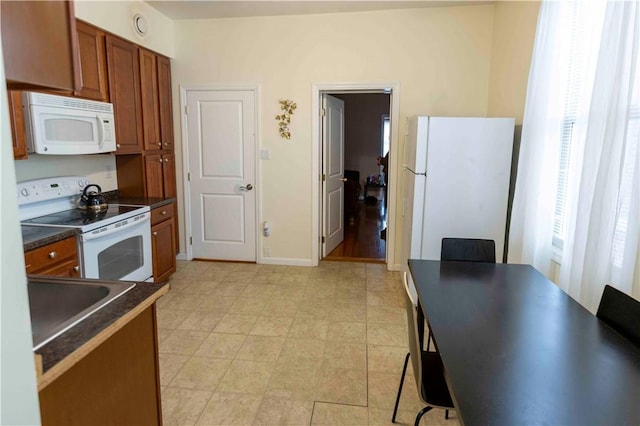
[[157, 260, 460, 425]]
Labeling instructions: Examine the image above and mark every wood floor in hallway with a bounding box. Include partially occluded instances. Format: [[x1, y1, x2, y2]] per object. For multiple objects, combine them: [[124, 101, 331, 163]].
[[326, 197, 386, 262]]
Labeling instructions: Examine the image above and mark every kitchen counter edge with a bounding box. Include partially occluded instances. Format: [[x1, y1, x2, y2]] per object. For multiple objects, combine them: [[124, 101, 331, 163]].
[[33, 277, 170, 391], [22, 226, 80, 252]]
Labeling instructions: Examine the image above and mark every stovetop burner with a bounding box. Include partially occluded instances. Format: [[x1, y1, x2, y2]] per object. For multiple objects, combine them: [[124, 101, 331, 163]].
[[23, 204, 144, 228]]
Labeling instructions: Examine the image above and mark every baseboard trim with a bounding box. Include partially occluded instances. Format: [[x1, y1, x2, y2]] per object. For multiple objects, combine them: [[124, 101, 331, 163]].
[[258, 257, 314, 267], [391, 263, 403, 271], [176, 253, 189, 261]]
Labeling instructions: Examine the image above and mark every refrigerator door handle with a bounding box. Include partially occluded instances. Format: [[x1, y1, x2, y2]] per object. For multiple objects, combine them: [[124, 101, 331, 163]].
[[403, 165, 427, 176]]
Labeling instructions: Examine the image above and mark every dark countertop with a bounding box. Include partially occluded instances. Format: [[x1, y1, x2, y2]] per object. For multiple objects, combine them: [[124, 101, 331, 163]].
[[32, 275, 169, 382], [116, 196, 176, 210], [103, 190, 176, 210], [22, 226, 80, 252]]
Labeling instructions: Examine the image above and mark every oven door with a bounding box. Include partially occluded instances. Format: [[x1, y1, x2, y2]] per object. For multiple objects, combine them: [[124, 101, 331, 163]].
[[79, 213, 152, 282]]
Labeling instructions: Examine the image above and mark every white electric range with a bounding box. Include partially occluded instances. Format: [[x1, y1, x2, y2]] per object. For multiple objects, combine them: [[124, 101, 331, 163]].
[[18, 176, 153, 282]]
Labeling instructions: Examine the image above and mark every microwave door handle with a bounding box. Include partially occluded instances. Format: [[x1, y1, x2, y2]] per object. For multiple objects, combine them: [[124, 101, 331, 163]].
[[96, 114, 105, 150]]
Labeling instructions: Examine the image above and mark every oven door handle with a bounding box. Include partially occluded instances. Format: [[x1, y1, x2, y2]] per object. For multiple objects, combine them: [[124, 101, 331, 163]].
[[81, 213, 149, 242]]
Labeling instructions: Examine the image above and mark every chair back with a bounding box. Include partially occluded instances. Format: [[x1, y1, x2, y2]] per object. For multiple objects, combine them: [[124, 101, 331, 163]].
[[403, 272, 424, 396], [441, 238, 496, 263], [596, 285, 640, 348]]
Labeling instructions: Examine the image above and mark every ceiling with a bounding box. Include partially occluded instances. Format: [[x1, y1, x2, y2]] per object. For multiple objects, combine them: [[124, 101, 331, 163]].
[[146, 1, 491, 20]]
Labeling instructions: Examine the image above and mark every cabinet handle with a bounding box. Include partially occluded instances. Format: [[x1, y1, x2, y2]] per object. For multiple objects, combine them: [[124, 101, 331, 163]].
[[159, 159, 163, 163], [48, 251, 57, 259], [161, 210, 167, 215], [116, 144, 121, 148], [164, 159, 169, 162], [73, 266, 80, 272], [157, 142, 162, 146], [152, 231, 158, 236], [164, 142, 169, 146]]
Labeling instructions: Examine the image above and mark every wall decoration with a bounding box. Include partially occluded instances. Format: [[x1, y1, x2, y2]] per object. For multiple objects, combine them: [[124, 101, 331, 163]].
[[275, 99, 297, 139]]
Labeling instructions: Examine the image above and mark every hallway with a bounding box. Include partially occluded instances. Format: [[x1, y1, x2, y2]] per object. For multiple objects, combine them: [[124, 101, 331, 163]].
[[327, 196, 386, 262]]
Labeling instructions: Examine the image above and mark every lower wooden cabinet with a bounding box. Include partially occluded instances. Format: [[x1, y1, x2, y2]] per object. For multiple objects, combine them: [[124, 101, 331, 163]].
[[38, 305, 162, 425], [25, 236, 80, 277], [151, 203, 176, 282]]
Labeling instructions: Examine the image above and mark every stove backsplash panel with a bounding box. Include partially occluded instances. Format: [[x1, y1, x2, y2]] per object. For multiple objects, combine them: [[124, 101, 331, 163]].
[[14, 154, 117, 190]]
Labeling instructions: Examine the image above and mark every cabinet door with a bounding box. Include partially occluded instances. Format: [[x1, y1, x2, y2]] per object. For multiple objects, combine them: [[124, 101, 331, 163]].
[[162, 153, 177, 198], [74, 20, 108, 102], [39, 306, 162, 425], [8, 90, 28, 160], [37, 258, 81, 278], [106, 35, 142, 154], [1, 1, 80, 91], [144, 154, 164, 198], [157, 55, 174, 151], [152, 217, 176, 282], [139, 48, 161, 151]]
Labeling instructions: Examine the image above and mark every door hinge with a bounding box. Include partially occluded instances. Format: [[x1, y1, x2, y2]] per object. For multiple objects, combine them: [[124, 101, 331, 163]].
[[187, 172, 191, 181], [322, 174, 326, 182], [322, 107, 326, 117], [322, 236, 325, 243], [185, 106, 189, 115], [189, 236, 193, 245]]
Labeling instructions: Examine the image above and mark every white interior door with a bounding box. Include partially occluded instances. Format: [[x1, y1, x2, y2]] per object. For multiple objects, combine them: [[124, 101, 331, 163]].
[[186, 89, 256, 261], [322, 94, 345, 256]]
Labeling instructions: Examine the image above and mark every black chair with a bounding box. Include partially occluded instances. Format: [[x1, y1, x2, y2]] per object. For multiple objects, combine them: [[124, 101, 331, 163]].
[[441, 238, 496, 263], [596, 285, 640, 348], [392, 272, 454, 425]]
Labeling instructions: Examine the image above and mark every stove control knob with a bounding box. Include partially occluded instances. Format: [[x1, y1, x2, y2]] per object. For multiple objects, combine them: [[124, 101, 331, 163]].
[[20, 188, 30, 197], [84, 179, 90, 187], [78, 179, 85, 188]]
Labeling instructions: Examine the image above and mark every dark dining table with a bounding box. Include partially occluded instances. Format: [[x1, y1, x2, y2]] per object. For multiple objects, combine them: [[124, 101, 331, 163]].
[[408, 259, 640, 426]]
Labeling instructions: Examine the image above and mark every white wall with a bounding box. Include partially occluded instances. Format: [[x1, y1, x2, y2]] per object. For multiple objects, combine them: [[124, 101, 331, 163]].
[[487, 1, 540, 125], [75, 0, 175, 57], [172, 5, 497, 266], [0, 37, 41, 425], [14, 155, 118, 190]]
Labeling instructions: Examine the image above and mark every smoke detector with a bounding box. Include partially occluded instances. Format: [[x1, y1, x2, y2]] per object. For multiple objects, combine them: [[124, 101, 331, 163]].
[[133, 14, 148, 37]]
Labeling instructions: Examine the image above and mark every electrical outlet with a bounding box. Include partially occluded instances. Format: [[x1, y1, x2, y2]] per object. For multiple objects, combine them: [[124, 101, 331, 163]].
[[260, 149, 271, 160], [106, 164, 113, 179], [263, 247, 271, 257]]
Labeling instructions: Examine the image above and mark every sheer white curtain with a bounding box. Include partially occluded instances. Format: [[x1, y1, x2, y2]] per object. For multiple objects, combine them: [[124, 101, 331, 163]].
[[510, 0, 640, 312]]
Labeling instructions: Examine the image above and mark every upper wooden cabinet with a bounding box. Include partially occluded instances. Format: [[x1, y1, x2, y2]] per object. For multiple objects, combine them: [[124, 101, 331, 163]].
[[8, 90, 28, 160], [139, 49, 161, 151], [74, 20, 109, 102], [1, 1, 80, 91], [106, 35, 143, 154], [157, 56, 174, 151]]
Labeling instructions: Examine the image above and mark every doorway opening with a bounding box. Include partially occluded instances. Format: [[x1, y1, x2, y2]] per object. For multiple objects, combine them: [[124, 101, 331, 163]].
[[320, 89, 391, 263]]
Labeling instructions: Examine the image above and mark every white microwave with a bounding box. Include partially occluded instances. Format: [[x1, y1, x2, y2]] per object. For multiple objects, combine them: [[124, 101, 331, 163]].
[[23, 91, 117, 155]]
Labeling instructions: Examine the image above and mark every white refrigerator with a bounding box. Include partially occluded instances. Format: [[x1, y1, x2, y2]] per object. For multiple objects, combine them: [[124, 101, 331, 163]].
[[402, 116, 515, 263]]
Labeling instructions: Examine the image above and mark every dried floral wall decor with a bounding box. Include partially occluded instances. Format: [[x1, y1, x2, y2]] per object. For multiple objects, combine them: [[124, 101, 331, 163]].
[[275, 99, 297, 139]]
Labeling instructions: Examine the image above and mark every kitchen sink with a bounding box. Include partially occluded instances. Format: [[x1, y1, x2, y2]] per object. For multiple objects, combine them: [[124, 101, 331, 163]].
[[28, 277, 136, 350]]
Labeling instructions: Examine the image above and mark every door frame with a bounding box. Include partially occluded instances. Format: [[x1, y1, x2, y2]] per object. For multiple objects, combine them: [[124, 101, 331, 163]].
[[179, 84, 260, 261], [311, 82, 401, 269]]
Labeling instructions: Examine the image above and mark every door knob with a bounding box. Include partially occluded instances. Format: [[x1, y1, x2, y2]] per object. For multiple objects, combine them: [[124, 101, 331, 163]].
[[341, 178, 348, 182], [239, 184, 253, 191]]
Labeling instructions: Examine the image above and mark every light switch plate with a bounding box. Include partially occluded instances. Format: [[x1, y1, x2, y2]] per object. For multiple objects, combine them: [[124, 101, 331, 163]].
[[259, 149, 271, 160]]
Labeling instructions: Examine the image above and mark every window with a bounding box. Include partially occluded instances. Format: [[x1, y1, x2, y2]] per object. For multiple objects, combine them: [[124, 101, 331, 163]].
[[552, 2, 600, 248], [552, 1, 639, 271]]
